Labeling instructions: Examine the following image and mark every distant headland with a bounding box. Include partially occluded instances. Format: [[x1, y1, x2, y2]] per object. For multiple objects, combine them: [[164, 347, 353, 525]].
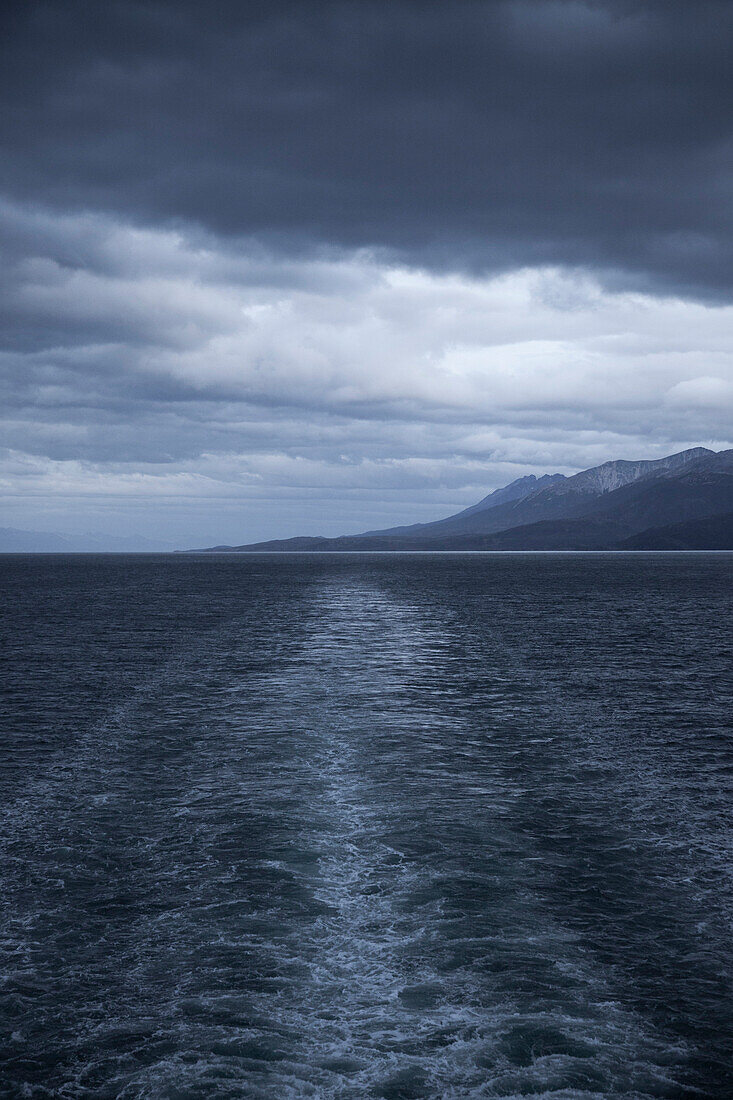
[[191, 447, 733, 552]]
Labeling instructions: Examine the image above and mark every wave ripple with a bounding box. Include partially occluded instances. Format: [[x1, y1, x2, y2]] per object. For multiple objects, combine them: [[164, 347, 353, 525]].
[[0, 553, 731, 1098]]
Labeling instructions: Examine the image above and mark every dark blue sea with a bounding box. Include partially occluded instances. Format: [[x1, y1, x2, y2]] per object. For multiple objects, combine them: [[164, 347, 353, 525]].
[[1, 552, 731, 1099]]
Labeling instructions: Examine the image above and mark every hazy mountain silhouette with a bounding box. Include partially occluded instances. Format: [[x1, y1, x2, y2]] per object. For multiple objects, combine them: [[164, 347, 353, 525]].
[[0, 528, 175, 552]]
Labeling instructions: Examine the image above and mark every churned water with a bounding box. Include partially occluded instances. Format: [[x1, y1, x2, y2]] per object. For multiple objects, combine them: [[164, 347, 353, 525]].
[[0, 552, 731, 1098]]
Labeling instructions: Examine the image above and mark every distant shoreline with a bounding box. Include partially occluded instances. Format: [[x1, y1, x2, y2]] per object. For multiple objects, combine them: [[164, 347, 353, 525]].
[[2, 549, 732, 557]]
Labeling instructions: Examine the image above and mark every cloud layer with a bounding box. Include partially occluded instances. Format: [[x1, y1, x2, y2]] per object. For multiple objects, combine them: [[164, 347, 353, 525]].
[[2, 0, 733, 295], [2, 200, 731, 543]]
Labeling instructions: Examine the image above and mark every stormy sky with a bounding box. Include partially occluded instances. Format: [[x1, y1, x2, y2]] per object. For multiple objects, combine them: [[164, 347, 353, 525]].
[[2, 0, 732, 546]]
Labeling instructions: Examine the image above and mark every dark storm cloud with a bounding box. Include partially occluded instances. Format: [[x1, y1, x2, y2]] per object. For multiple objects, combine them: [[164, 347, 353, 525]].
[[2, 0, 732, 297]]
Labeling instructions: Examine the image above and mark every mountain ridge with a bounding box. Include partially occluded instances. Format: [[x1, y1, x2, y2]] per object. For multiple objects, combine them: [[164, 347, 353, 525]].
[[360, 472, 566, 537], [352, 447, 716, 543], [192, 446, 732, 552]]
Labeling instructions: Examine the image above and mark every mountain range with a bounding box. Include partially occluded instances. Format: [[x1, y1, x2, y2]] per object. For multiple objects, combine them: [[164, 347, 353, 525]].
[[196, 447, 733, 552]]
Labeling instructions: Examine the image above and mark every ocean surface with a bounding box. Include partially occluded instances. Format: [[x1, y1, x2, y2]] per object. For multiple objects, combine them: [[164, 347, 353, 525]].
[[1, 552, 731, 1099]]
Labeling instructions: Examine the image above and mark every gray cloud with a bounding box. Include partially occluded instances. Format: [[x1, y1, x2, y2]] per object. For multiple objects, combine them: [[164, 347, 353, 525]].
[[1, 199, 731, 542], [1, 0, 732, 297]]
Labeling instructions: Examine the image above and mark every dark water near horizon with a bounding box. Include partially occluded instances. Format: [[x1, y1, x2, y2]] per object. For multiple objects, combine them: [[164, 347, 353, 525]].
[[1, 552, 731, 1099]]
